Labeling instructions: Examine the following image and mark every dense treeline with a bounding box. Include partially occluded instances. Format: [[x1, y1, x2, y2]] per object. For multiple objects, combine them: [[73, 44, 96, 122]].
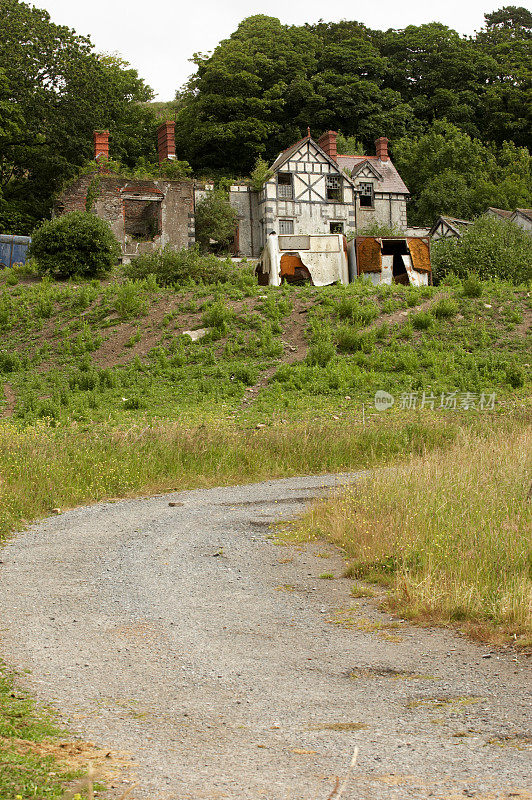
[[175, 8, 531, 170], [174, 7, 532, 223], [0, 1, 530, 232], [0, 0, 159, 233]]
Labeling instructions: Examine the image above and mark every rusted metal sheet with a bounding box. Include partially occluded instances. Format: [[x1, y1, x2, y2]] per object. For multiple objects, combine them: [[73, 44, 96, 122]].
[[280, 253, 303, 276], [356, 237, 382, 273], [407, 238, 431, 272]]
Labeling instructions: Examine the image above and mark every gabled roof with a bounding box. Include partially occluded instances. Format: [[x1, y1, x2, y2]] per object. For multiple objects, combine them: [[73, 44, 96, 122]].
[[429, 215, 472, 237], [337, 154, 409, 195], [514, 208, 532, 222], [270, 136, 357, 188], [487, 207, 513, 219], [348, 159, 383, 181]]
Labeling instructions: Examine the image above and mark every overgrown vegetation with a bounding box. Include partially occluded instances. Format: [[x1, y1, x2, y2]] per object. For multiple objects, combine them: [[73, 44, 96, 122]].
[[123, 246, 255, 286], [28, 212, 121, 279], [194, 190, 239, 252], [431, 215, 532, 285], [291, 422, 532, 645]]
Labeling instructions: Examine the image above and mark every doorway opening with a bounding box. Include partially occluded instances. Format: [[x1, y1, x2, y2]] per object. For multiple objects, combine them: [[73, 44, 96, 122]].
[[382, 239, 409, 285]]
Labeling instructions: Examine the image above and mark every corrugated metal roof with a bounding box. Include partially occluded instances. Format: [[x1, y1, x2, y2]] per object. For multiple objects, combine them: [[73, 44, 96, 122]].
[[337, 155, 409, 195]]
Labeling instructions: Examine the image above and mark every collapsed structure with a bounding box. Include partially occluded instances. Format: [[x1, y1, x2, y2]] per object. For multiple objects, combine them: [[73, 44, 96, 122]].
[[57, 125, 431, 284], [55, 124, 195, 260]]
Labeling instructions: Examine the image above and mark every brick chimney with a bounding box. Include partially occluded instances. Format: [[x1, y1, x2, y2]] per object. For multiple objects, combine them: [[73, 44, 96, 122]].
[[317, 130, 338, 162], [375, 136, 389, 161], [93, 130, 109, 162], [157, 121, 176, 163]]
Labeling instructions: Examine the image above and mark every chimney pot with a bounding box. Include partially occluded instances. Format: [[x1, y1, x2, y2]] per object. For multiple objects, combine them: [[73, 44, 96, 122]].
[[157, 121, 176, 164], [317, 130, 338, 162], [375, 136, 389, 161]]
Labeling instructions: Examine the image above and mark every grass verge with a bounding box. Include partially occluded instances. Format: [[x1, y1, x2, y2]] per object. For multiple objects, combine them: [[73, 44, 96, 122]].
[[0, 662, 82, 799], [290, 419, 532, 646], [0, 414, 458, 542]]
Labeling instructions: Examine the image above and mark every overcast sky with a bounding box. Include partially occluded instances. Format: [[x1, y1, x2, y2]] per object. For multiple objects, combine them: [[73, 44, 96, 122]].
[[35, 0, 524, 100]]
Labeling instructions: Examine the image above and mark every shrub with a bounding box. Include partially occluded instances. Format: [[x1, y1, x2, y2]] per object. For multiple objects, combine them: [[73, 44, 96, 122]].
[[462, 275, 483, 298], [29, 212, 120, 278], [431, 216, 532, 285], [194, 190, 238, 252], [124, 246, 255, 287], [307, 338, 336, 367], [432, 298, 459, 319], [411, 311, 433, 330], [336, 325, 361, 353]]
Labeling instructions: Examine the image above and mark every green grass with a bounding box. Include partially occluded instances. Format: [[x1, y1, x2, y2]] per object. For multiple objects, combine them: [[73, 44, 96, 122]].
[[0, 415, 459, 544], [0, 662, 81, 799], [291, 420, 532, 645], [0, 269, 529, 427]]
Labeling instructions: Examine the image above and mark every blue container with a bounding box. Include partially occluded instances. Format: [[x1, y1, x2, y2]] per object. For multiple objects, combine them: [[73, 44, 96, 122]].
[[0, 234, 31, 269]]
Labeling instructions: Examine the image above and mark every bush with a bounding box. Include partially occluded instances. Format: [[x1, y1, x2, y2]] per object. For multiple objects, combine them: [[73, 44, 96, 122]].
[[411, 311, 433, 330], [462, 274, 483, 298], [431, 216, 532, 285], [124, 246, 255, 287], [432, 298, 458, 319], [307, 340, 335, 367], [29, 212, 120, 278]]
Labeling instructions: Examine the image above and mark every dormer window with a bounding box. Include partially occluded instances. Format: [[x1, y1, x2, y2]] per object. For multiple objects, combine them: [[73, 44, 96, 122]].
[[326, 175, 343, 202], [359, 182, 374, 208], [277, 172, 293, 199]]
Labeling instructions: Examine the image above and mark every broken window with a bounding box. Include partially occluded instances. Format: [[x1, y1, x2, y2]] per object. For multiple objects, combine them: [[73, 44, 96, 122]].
[[326, 175, 343, 202], [277, 172, 293, 199], [279, 218, 294, 235], [124, 199, 162, 240], [330, 221, 344, 234], [359, 182, 374, 208]]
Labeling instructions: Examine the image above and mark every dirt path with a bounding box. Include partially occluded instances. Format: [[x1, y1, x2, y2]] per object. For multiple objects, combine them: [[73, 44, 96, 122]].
[[0, 476, 530, 800], [1, 381, 16, 416]]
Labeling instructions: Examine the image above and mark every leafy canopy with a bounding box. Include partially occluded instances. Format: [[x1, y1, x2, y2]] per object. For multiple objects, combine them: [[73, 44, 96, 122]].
[[0, 0, 158, 233], [431, 215, 532, 285]]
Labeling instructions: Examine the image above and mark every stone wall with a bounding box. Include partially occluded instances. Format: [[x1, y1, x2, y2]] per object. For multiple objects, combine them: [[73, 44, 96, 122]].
[[56, 172, 194, 259]]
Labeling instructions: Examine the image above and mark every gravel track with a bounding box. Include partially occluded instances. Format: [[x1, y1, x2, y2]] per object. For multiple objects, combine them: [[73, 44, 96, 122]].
[[0, 474, 530, 800]]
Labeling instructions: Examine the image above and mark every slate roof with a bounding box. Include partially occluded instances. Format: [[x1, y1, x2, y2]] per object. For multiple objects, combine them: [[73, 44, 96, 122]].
[[337, 155, 409, 195], [487, 207, 513, 219], [514, 208, 532, 222]]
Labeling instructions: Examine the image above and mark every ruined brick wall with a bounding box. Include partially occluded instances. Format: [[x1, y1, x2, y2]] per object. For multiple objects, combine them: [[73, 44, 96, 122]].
[[55, 173, 194, 258]]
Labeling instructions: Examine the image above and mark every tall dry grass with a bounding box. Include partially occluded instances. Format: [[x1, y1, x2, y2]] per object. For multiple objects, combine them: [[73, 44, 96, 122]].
[[0, 415, 456, 542], [295, 423, 532, 643]]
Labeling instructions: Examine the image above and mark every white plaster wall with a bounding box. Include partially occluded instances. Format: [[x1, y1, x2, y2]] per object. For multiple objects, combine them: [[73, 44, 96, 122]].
[[356, 196, 407, 231]]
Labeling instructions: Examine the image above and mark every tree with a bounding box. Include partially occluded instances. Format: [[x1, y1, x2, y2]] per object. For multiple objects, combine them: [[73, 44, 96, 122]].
[[175, 16, 320, 175], [393, 120, 532, 225], [0, 0, 158, 233], [194, 191, 238, 252]]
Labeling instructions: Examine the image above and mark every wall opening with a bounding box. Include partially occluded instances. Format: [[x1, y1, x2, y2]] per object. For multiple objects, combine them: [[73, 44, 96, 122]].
[[279, 218, 294, 235], [277, 172, 293, 199], [326, 175, 343, 202], [382, 239, 409, 284], [124, 199, 162, 240], [330, 221, 344, 233], [280, 253, 313, 284], [359, 182, 374, 208]]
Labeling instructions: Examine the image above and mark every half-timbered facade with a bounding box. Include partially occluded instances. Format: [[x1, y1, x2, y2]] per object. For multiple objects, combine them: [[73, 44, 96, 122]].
[[257, 133, 358, 247], [252, 131, 410, 255]]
